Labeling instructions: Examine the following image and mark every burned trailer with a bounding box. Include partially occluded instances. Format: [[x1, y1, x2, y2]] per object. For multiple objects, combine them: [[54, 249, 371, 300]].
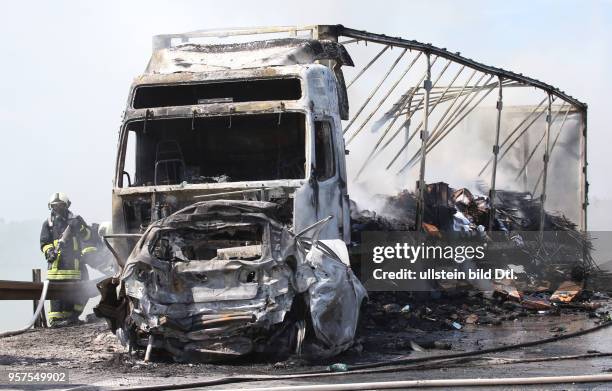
[[333, 27, 588, 233]]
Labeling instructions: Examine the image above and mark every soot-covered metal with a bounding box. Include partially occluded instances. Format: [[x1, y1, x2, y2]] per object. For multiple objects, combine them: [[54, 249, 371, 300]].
[[96, 200, 366, 362]]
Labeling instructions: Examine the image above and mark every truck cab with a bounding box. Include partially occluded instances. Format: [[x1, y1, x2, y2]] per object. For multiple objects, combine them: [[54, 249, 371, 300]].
[[111, 37, 353, 264], [96, 32, 369, 361]]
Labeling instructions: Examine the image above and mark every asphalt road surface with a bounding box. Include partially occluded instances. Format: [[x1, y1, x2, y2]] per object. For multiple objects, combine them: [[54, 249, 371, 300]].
[[1, 310, 611, 390]]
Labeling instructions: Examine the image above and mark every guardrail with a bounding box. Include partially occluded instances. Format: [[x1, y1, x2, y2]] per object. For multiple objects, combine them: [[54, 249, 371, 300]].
[[0, 277, 102, 300]]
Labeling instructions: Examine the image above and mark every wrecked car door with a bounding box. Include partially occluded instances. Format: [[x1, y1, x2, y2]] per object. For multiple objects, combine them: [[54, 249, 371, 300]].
[[299, 239, 367, 356]]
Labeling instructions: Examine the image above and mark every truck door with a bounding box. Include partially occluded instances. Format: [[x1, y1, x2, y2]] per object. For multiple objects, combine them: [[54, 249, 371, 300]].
[[333, 116, 351, 244], [315, 117, 346, 239], [294, 115, 350, 242]]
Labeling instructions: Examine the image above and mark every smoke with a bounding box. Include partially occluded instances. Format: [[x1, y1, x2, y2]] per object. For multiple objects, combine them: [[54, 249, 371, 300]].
[[370, 113, 393, 134], [346, 103, 584, 226]]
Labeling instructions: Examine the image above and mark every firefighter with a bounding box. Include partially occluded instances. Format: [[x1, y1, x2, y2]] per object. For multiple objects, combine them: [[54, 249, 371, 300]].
[[40, 192, 97, 327]]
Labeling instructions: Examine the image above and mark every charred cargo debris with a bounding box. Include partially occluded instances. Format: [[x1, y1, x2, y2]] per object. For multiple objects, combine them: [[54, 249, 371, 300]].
[[95, 200, 366, 362], [351, 182, 597, 285], [351, 183, 609, 339]]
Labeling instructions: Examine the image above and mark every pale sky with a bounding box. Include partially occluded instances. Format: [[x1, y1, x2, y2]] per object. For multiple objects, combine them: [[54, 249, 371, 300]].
[[0, 0, 610, 224]]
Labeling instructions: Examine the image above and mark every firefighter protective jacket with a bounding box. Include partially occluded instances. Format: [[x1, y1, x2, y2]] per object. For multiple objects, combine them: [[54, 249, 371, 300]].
[[40, 212, 95, 280]]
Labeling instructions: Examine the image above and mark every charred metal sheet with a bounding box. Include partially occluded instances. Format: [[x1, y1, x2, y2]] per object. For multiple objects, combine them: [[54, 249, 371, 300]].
[[146, 39, 353, 74], [301, 239, 367, 357]]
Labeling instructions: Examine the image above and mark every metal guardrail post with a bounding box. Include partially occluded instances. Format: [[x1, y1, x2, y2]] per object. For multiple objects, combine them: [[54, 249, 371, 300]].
[[415, 53, 432, 232], [488, 76, 503, 231]]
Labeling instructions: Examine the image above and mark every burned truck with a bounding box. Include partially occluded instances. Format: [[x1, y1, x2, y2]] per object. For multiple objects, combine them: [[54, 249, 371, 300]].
[[96, 25, 588, 361], [96, 28, 366, 361]]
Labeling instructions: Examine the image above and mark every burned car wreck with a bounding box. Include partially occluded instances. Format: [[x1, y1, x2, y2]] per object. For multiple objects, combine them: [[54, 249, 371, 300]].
[[96, 200, 366, 362]]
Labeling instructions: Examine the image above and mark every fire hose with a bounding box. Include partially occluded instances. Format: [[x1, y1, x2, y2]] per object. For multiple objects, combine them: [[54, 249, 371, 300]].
[[211, 374, 612, 390], [61, 318, 612, 391], [0, 280, 49, 338], [0, 223, 75, 338]]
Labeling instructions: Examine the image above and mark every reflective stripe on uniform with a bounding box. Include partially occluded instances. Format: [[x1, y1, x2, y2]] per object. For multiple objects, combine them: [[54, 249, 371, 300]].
[[47, 271, 81, 280], [48, 270, 81, 276], [48, 269, 80, 275], [81, 246, 97, 255], [47, 311, 73, 320], [47, 236, 80, 280]]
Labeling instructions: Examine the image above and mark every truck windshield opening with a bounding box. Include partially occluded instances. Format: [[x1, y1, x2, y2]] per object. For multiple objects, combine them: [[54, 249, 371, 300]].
[[132, 78, 302, 109], [122, 112, 306, 187]]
